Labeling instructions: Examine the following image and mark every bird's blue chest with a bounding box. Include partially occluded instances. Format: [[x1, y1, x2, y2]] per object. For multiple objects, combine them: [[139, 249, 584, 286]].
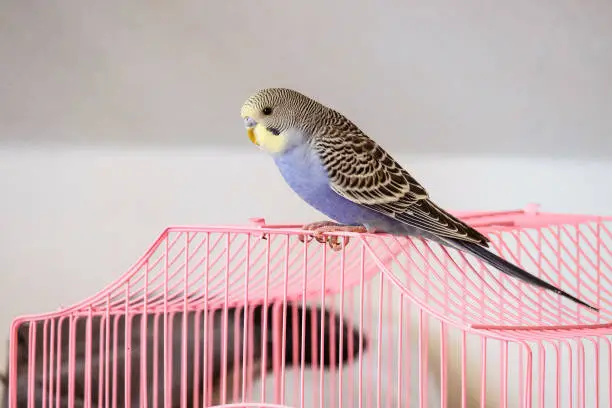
[[273, 147, 331, 205], [272, 146, 372, 224]]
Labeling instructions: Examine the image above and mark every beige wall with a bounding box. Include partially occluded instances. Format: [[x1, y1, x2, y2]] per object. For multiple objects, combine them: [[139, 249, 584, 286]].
[[1, 1, 611, 157]]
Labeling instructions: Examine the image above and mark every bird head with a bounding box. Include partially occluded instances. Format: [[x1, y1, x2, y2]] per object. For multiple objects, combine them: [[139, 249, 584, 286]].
[[240, 87, 322, 155]]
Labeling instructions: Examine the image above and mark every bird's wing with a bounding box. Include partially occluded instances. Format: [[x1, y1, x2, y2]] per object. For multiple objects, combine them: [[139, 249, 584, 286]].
[[313, 130, 490, 245]]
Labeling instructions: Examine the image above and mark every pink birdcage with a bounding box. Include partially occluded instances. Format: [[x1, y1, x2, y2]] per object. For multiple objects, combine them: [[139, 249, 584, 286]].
[[3, 204, 612, 408]]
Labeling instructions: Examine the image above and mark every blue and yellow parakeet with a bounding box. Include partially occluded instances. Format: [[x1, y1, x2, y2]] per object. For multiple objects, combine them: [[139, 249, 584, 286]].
[[240, 87, 596, 311]]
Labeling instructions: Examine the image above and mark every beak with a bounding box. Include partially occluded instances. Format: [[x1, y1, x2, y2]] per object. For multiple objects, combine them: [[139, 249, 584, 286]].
[[244, 117, 257, 128], [244, 117, 259, 146]]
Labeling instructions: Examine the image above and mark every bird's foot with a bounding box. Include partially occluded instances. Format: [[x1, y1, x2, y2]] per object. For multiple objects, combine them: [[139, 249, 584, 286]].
[[299, 221, 368, 251], [298, 221, 340, 244], [315, 225, 368, 251]]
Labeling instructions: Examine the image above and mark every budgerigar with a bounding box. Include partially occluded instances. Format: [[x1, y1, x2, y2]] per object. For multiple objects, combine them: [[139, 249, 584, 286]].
[[2, 303, 366, 407], [240, 87, 597, 311]]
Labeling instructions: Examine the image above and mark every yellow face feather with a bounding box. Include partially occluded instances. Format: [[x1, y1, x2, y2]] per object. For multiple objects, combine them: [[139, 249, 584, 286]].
[[251, 124, 288, 154], [241, 103, 288, 154], [240, 103, 256, 120]]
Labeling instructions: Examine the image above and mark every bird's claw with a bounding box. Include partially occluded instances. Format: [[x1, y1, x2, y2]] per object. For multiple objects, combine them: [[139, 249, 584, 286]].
[[322, 234, 350, 251], [298, 221, 339, 244], [298, 221, 368, 251]]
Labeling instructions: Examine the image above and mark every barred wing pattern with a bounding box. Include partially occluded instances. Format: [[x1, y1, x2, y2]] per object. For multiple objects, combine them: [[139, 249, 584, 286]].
[[312, 118, 490, 246]]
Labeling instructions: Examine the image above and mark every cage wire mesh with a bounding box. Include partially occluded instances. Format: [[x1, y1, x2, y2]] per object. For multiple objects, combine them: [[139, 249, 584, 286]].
[[3, 205, 612, 408]]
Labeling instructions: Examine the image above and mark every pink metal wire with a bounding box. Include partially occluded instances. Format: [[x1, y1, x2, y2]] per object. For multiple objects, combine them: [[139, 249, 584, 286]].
[[3, 204, 612, 408]]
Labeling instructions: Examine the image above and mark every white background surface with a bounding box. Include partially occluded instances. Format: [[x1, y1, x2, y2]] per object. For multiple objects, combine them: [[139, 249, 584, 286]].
[[1, 149, 610, 407]]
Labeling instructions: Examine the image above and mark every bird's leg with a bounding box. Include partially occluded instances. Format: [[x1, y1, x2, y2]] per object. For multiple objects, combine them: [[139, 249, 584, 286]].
[[312, 224, 368, 251], [298, 221, 341, 244]]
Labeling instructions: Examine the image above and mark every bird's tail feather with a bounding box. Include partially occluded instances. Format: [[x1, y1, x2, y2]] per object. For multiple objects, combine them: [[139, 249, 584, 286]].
[[446, 238, 598, 311]]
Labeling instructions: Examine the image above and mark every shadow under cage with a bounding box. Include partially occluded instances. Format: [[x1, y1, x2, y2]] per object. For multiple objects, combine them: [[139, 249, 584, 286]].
[[3, 204, 612, 408]]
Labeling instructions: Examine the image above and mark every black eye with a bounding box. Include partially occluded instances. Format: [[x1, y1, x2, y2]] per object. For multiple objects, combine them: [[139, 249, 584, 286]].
[[262, 107, 273, 115]]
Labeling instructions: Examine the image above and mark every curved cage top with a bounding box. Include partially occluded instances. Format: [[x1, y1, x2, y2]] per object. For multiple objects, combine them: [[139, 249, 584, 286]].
[[13, 204, 612, 341]]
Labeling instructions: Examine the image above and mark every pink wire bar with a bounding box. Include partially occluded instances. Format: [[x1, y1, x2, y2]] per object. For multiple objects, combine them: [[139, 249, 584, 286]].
[[5, 204, 612, 408]]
